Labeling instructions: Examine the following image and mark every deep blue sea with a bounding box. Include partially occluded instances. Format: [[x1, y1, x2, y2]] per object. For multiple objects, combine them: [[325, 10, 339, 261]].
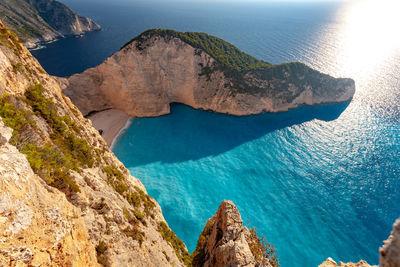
[[32, 1, 400, 266]]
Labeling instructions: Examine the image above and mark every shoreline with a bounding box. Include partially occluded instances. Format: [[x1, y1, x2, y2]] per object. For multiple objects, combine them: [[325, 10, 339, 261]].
[[110, 116, 135, 150], [87, 109, 134, 148]]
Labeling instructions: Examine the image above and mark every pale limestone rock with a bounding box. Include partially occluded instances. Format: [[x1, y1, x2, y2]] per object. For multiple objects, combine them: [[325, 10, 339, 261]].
[[319, 258, 374, 267], [0, 121, 98, 266], [0, 118, 12, 145], [380, 218, 400, 267], [194, 200, 273, 267], [64, 32, 355, 118]]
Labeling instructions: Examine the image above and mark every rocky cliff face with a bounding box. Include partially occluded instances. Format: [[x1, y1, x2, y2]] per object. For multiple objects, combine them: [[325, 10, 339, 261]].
[[64, 30, 355, 117], [0, 0, 100, 49], [0, 20, 187, 266], [0, 118, 98, 266]]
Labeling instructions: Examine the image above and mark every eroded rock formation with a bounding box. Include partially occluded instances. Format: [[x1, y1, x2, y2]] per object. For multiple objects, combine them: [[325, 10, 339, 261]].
[[319, 258, 374, 267], [64, 30, 355, 118], [192, 200, 274, 267]]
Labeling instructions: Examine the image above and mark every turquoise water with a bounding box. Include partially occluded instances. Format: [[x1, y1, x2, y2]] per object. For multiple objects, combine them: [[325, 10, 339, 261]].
[[113, 102, 399, 266], [32, 0, 400, 266]]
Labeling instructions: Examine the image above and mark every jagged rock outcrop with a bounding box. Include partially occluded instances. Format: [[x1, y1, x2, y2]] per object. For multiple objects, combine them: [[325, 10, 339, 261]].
[[0, 0, 100, 49], [380, 218, 400, 267], [319, 258, 374, 267], [0, 20, 187, 266], [64, 29, 355, 118], [0, 118, 98, 266], [192, 200, 275, 267]]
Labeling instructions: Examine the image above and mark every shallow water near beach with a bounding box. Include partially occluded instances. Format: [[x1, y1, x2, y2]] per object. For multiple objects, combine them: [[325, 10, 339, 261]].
[[32, 1, 400, 266]]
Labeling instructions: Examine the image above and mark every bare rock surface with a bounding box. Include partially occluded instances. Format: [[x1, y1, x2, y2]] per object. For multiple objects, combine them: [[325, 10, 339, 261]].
[[192, 200, 273, 267], [319, 258, 375, 267], [0, 118, 98, 266]]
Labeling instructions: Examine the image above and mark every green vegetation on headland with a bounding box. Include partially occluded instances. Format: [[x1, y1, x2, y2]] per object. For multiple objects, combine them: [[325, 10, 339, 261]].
[[123, 29, 271, 72]]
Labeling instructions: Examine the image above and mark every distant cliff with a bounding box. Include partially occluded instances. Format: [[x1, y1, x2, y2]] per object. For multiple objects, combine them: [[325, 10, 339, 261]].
[[64, 29, 355, 117], [0, 0, 100, 48]]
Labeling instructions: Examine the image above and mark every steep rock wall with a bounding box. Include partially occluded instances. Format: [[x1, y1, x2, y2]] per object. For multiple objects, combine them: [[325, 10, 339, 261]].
[[0, 118, 98, 266]]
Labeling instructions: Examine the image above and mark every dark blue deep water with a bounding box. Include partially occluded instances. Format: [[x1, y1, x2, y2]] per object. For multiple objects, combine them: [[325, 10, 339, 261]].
[[32, 1, 400, 266]]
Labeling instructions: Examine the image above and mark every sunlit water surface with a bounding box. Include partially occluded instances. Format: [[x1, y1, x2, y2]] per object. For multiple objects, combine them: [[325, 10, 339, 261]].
[[33, 1, 400, 266]]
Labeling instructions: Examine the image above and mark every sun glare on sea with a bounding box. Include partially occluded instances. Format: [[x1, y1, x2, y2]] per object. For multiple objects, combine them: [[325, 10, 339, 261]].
[[321, 0, 400, 81]]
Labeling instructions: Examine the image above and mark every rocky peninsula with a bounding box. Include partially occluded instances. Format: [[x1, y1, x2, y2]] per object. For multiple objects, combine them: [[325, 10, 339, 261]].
[[64, 29, 355, 119], [0, 0, 101, 49]]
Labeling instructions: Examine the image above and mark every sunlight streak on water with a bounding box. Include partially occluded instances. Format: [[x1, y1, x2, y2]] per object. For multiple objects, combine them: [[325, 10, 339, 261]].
[[315, 0, 400, 80], [337, 0, 400, 79]]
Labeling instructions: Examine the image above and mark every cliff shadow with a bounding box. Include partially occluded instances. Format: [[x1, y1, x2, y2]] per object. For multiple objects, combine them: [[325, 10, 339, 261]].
[[112, 102, 350, 166]]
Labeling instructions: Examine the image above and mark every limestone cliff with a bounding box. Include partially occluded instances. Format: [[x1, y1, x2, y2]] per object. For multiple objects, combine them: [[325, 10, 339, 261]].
[[0, 118, 98, 266], [192, 200, 276, 267], [0, 20, 188, 266], [0, 0, 101, 49], [64, 29, 355, 117]]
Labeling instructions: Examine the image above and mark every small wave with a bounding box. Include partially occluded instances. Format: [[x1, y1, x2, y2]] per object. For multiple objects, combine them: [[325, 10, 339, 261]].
[[29, 45, 46, 51], [110, 117, 135, 151]]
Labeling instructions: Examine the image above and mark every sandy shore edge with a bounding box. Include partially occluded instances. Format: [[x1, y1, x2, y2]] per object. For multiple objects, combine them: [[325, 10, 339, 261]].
[[87, 109, 134, 148]]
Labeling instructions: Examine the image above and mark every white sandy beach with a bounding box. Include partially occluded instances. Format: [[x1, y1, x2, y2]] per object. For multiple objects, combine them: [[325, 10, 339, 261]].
[[87, 109, 133, 147]]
